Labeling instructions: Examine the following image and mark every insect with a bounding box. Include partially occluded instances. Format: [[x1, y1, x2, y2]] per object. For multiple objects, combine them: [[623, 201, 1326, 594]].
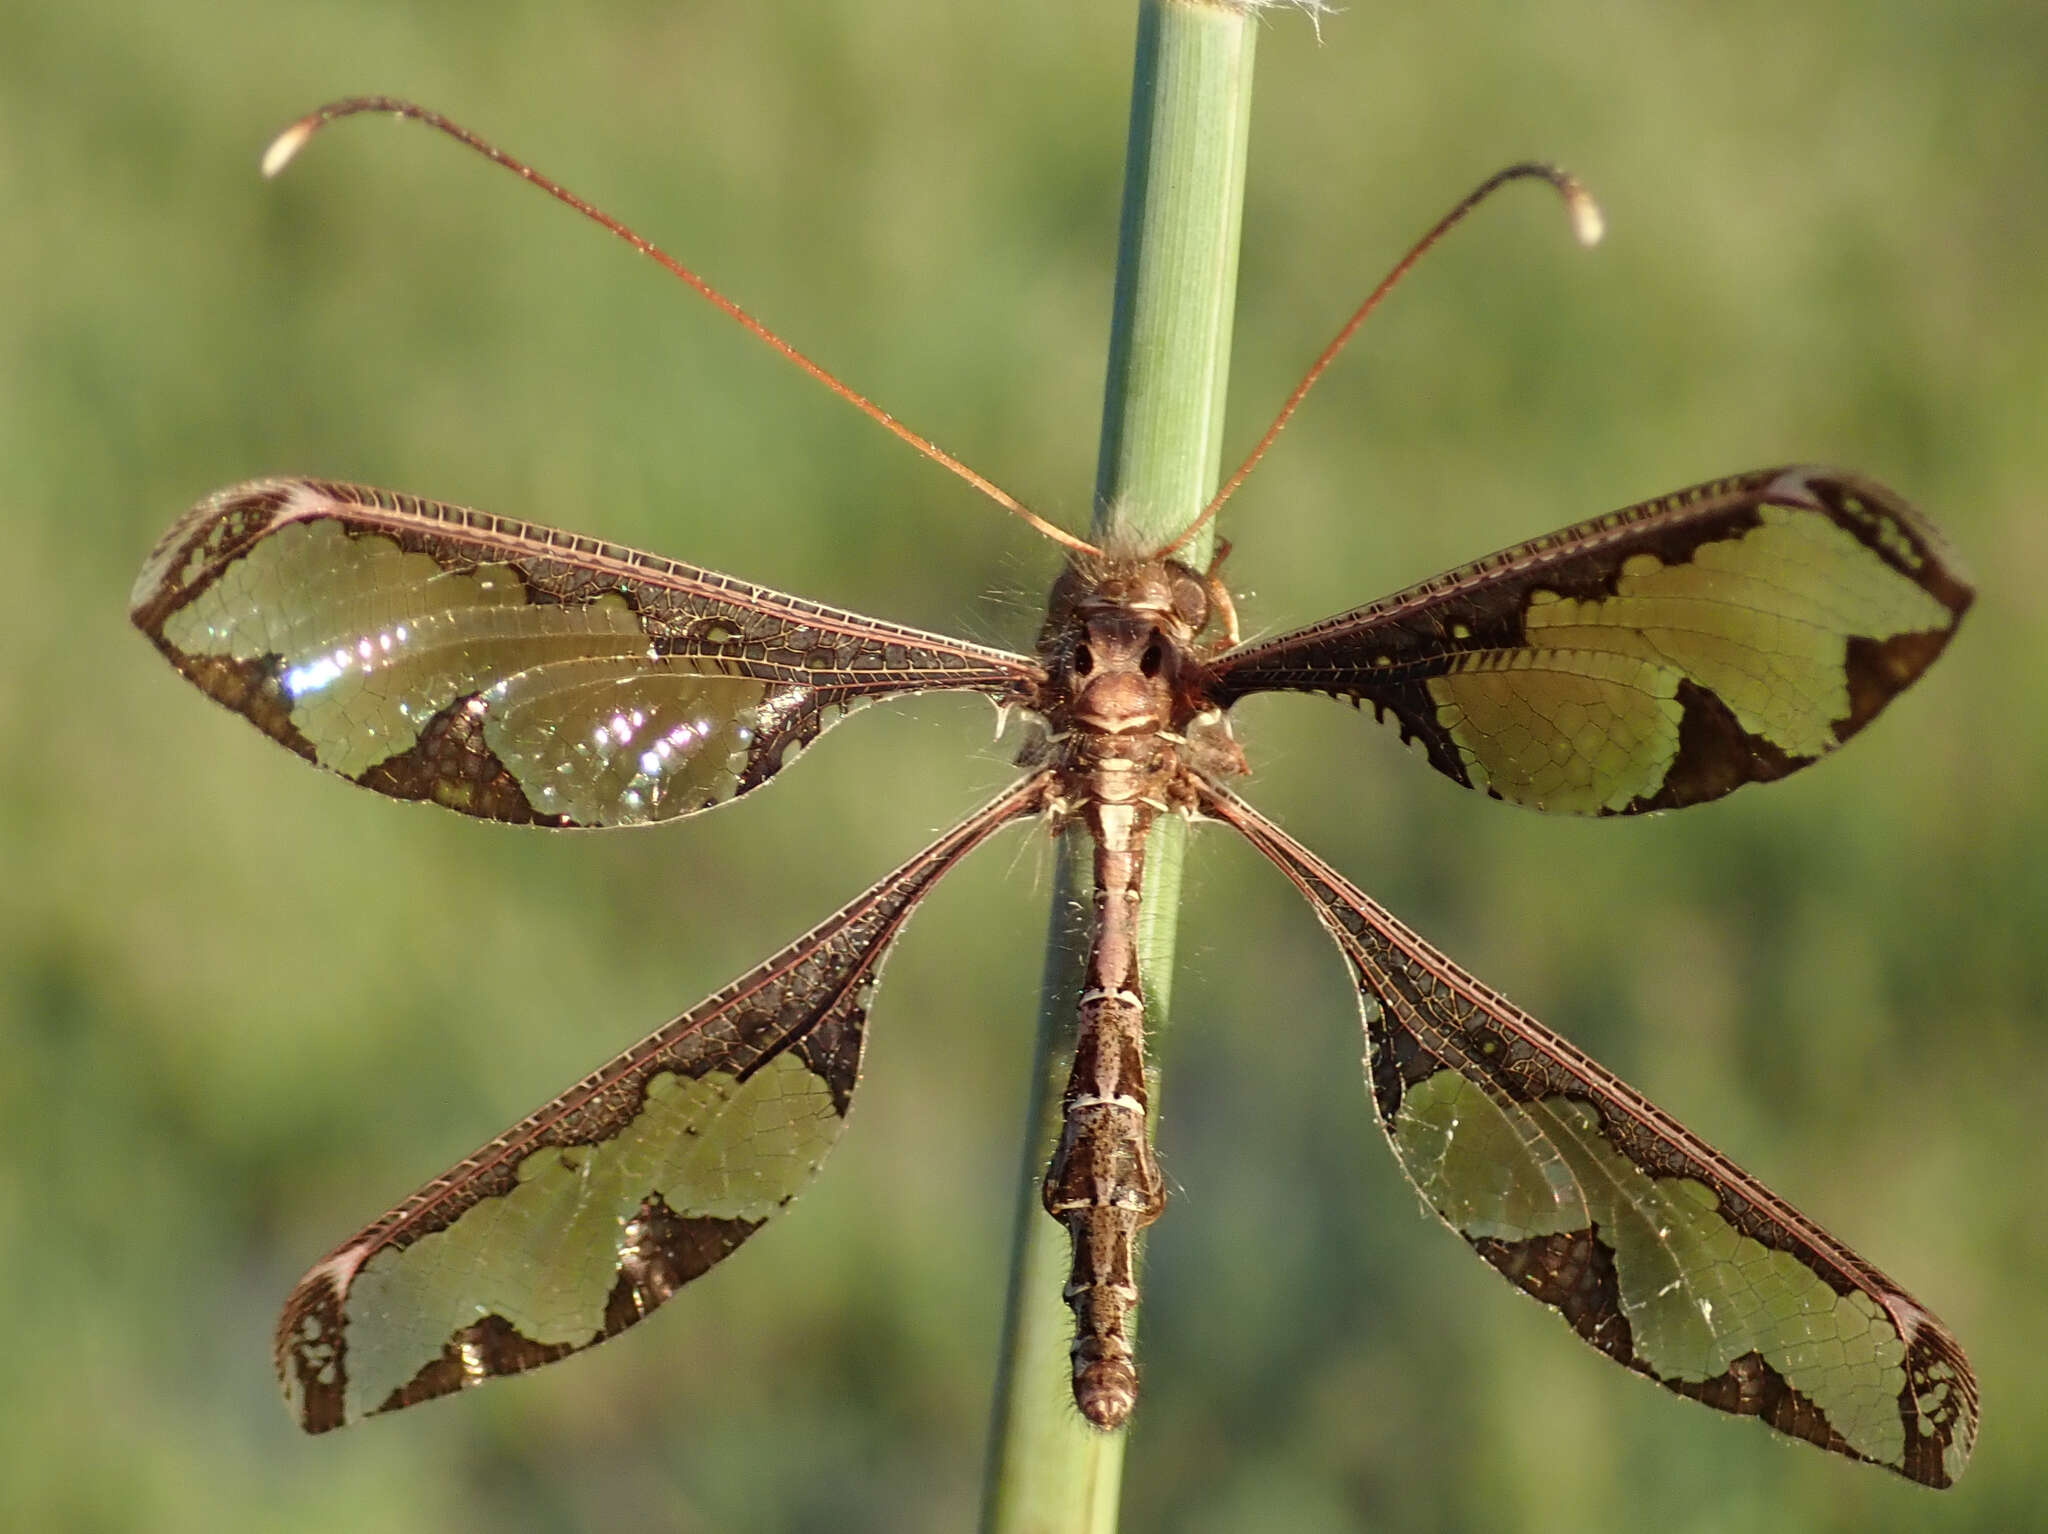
[[132, 98, 1976, 1485]]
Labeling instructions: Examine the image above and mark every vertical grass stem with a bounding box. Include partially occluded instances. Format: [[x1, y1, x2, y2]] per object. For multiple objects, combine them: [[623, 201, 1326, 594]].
[[982, 4, 1257, 1529]]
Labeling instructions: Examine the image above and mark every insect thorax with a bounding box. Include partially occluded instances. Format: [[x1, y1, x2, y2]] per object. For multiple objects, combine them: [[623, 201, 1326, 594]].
[[1021, 554, 1246, 818]]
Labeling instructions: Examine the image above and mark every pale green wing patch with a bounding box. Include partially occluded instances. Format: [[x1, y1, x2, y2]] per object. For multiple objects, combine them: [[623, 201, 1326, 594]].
[[133, 479, 1040, 825], [275, 777, 1044, 1431], [328, 1053, 834, 1418], [1207, 469, 1972, 815], [1205, 784, 1976, 1488]]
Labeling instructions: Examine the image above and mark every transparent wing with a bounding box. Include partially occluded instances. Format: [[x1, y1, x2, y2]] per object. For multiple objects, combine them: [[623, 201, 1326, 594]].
[[1204, 783, 1975, 1488], [133, 479, 1041, 826], [1208, 469, 1970, 815], [275, 775, 1045, 1430]]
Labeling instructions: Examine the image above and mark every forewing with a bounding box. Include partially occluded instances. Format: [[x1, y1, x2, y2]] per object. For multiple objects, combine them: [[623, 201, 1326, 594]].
[[1208, 469, 1971, 815], [275, 775, 1045, 1430], [1204, 785, 1976, 1488], [132, 479, 1041, 826]]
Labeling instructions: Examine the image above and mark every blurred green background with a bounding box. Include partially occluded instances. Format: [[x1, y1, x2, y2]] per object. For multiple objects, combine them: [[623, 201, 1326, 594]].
[[6, 1, 2043, 1530]]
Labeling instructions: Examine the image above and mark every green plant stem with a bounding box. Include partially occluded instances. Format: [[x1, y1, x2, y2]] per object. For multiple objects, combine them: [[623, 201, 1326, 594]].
[[981, 4, 1256, 1530]]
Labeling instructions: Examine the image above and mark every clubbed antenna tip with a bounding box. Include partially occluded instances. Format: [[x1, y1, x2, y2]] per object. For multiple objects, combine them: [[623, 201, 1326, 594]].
[[260, 116, 317, 179], [1562, 176, 1605, 248]]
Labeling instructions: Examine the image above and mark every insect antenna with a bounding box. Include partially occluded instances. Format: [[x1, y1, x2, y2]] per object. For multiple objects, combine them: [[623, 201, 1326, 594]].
[[1160, 162, 1605, 560], [263, 96, 1102, 558]]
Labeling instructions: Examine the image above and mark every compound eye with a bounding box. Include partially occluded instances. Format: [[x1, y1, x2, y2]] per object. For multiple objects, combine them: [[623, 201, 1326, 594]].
[[1171, 572, 1210, 629]]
